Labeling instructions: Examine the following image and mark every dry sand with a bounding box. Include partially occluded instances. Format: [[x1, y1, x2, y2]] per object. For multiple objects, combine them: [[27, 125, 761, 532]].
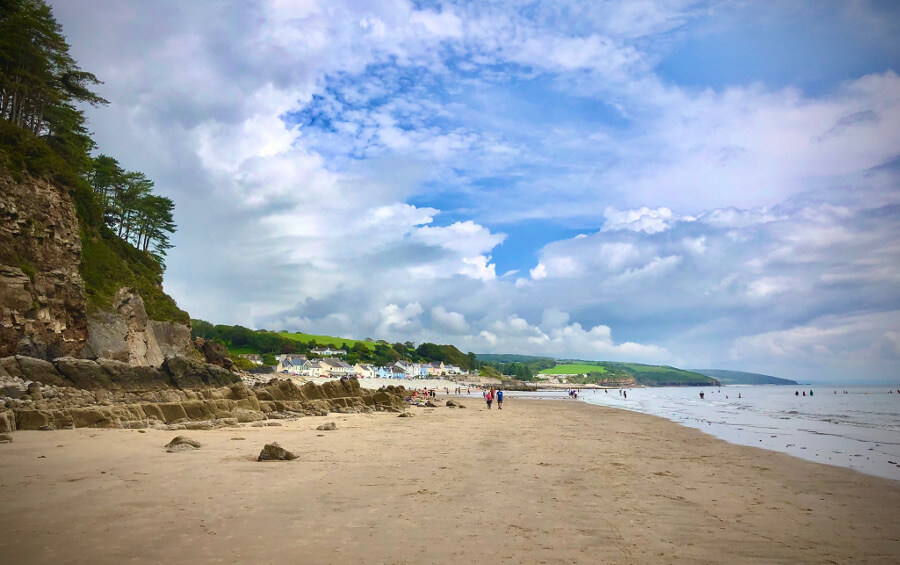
[[0, 398, 898, 564]]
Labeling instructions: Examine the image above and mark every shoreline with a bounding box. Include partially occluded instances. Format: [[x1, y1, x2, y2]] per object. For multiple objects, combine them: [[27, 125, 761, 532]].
[[1, 398, 898, 563]]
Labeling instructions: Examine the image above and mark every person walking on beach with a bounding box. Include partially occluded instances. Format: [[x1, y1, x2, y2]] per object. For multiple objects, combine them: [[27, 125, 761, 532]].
[[497, 388, 504, 410], [486, 388, 494, 409]]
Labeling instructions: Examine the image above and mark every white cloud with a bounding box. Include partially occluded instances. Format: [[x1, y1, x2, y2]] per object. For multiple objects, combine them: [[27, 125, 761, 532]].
[[431, 306, 469, 333]]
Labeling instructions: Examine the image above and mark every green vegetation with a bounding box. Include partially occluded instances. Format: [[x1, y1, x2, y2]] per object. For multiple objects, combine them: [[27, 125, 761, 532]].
[[539, 360, 716, 386], [276, 332, 375, 352], [692, 369, 798, 386], [0, 1, 186, 323], [475, 353, 556, 381], [539, 363, 607, 375], [192, 321, 477, 370]]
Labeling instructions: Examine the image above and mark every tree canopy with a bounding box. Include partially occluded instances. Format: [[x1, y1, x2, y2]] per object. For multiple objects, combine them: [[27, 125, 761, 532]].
[[0, 0, 176, 268]]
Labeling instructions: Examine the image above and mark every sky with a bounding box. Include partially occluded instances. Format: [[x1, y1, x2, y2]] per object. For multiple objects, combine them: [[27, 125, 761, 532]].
[[49, 0, 900, 383]]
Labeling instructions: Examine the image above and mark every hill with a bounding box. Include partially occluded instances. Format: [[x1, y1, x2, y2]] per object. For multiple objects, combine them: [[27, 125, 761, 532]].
[[541, 361, 717, 386], [692, 369, 798, 385]]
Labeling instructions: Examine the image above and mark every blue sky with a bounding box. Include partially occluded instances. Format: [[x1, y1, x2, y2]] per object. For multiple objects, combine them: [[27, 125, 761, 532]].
[[51, 0, 900, 382]]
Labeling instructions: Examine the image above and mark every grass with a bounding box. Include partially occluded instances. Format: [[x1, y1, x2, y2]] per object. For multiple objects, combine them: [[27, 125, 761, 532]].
[[539, 363, 608, 375], [275, 332, 376, 351]]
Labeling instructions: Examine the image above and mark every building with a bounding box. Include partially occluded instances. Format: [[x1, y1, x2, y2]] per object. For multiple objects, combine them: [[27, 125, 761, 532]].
[[239, 354, 263, 365], [311, 347, 346, 356]]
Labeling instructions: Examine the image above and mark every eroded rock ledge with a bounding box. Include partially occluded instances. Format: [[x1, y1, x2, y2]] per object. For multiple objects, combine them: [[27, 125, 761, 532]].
[[0, 356, 406, 432]]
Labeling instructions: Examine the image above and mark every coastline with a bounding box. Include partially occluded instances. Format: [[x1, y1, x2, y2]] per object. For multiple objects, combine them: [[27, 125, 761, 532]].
[[1, 398, 898, 564]]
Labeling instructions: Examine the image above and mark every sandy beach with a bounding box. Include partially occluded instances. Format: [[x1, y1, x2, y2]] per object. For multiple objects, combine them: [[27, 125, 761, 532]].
[[1, 397, 898, 564]]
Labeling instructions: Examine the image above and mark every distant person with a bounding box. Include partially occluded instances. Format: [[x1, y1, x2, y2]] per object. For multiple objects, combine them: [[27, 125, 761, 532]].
[[795, 391, 799, 396], [623, 390, 627, 399], [809, 390, 813, 396], [699, 391, 704, 399], [486, 388, 493, 409], [738, 393, 741, 399], [497, 389, 504, 410], [802, 391, 806, 396]]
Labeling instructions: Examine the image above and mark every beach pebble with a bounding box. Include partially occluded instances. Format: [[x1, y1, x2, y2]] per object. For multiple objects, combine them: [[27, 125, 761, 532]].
[[165, 436, 201, 452], [257, 442, 297, 461], [316, 422, 337, 431]]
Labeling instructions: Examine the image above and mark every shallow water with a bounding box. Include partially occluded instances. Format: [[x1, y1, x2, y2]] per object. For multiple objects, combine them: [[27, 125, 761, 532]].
[[560, 386, 900, 481]]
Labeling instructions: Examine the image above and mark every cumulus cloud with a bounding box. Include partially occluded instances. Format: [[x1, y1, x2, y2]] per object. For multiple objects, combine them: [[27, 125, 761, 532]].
[[51, 0, 900, 380]]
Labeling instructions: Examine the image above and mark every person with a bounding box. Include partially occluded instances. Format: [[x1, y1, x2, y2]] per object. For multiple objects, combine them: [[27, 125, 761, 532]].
[[738, 392, 741, 399], [809, 389, 813, 396], [623, 390, 627, 399], [699, 391, 704, 399], [486, 388, 493, 409], [795, 390, 799, 396], [497, 388, 504, 410]]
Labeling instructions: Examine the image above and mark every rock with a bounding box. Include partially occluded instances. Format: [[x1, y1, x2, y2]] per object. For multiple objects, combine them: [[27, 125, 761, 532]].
[[26, 381, 43, 400], [193, 337, 231, 368], [9, 356, 68, 386], [0, 173, 88, 359], [257, 442, 297, 461], [53, 357, 115, 389], [0, 433, 12, 443], [96, 358, 169, 391], [231, 437, 245, 441], [163, 356, 240, 389], [457, 403, 467, 409], [398, 412, 414, 418], [316, 421, 337, 431], [165, 436, 201, 452], [81, 289, 165, 366]]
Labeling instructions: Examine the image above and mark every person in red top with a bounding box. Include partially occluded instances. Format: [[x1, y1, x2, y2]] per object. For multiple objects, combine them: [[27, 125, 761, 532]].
[[486, 388, 493, 409]]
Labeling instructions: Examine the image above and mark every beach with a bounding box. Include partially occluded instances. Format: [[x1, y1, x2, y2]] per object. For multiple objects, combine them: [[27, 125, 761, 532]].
[[1, 398, 898, 564]]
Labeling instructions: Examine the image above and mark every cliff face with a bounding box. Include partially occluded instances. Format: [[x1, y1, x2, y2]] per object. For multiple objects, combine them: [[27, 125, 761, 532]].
[[0, 170, 191, 365], [0, 173, 88, 358]]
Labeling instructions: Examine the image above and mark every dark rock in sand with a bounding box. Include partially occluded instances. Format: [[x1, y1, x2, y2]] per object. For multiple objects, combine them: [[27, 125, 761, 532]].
[[398, 412, 414, 418], [257, 442, 297, 461], [165, 436, 201, 452], [316, 421, 337, 431], [0, 433, 12, 443]]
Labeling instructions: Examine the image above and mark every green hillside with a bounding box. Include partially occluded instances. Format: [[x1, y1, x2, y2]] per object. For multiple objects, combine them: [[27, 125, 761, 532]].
[[541, 360, 716, 386], [276, 332, 375, 351], [692, 369, 798, 385]]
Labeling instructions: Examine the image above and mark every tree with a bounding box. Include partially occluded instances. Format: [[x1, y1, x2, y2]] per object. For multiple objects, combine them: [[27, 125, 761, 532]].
[[479, 365, 501, 379], [0, 0, 107, 172]]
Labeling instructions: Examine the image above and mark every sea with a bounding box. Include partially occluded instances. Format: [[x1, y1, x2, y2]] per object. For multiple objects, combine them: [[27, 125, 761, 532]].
[[505, 386, 900, 481]]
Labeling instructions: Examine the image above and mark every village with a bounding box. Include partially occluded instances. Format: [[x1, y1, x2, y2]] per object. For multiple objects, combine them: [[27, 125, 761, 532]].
[[239, 347, 470, 380]]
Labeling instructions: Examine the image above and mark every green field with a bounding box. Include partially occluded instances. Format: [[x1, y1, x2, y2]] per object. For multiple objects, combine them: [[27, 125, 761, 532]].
[[539, 364, 608, 375], [275, 332, 376, 351]]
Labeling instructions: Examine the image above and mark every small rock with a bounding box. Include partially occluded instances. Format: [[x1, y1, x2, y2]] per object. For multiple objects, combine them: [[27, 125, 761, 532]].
[[231, 437, 246, 441], [257, 442, 297, 461], [165, 436, 201, 452], [0, 434, 12, 443], [266, 421, 282, 427], [316, 422, 337, 431], [398, 412, 414, 418]]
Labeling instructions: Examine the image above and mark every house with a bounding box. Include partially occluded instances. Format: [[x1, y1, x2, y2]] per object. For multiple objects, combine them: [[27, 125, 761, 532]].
[[319, 357, 354, 377], [427, 361, 445, 376], [444, 364, 461, 375], [311, 347, 346, 357], [376, 366, 392, 379], [354, 364, 376, 378], [239, 354, 263, 365]]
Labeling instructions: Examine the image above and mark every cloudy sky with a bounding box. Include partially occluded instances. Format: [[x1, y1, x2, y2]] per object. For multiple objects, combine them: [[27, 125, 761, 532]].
[[50, 0, 900, 383]]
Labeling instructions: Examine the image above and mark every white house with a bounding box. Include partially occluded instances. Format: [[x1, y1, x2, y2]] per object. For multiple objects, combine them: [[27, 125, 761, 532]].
[[311, 347, 346, 356], [319, 357, 354, 377], [239, 354, 263, 365], [354, 363, 376, 378]]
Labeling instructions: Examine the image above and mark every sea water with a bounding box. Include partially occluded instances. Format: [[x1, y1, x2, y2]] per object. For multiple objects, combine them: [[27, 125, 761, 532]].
[[571, 386, 900, 481]]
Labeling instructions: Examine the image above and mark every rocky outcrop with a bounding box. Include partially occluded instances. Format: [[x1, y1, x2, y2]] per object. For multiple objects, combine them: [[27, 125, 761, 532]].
[[193, 337, 233, 370], [80, 288, 192, 366], [0, 369, 407, 431], [0, 173, 87, 358], [257, 442, 297, 461]]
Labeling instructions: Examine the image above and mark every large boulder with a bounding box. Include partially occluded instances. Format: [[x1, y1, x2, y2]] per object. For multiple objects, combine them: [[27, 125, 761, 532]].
[[193, 337, 232, 369], [97, 358, 170, 390], [257, 442, 297, 461], [53, 357, 116, 389], [163, 356, 240, 389], [2, 355, 68, 386]]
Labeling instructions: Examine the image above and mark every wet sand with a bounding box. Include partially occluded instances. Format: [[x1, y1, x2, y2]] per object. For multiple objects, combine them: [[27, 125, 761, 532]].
[[0, 398, 898, 564]]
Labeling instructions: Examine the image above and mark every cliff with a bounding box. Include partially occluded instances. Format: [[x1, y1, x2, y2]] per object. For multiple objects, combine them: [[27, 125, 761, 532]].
[[1, 135, 191, 366]]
